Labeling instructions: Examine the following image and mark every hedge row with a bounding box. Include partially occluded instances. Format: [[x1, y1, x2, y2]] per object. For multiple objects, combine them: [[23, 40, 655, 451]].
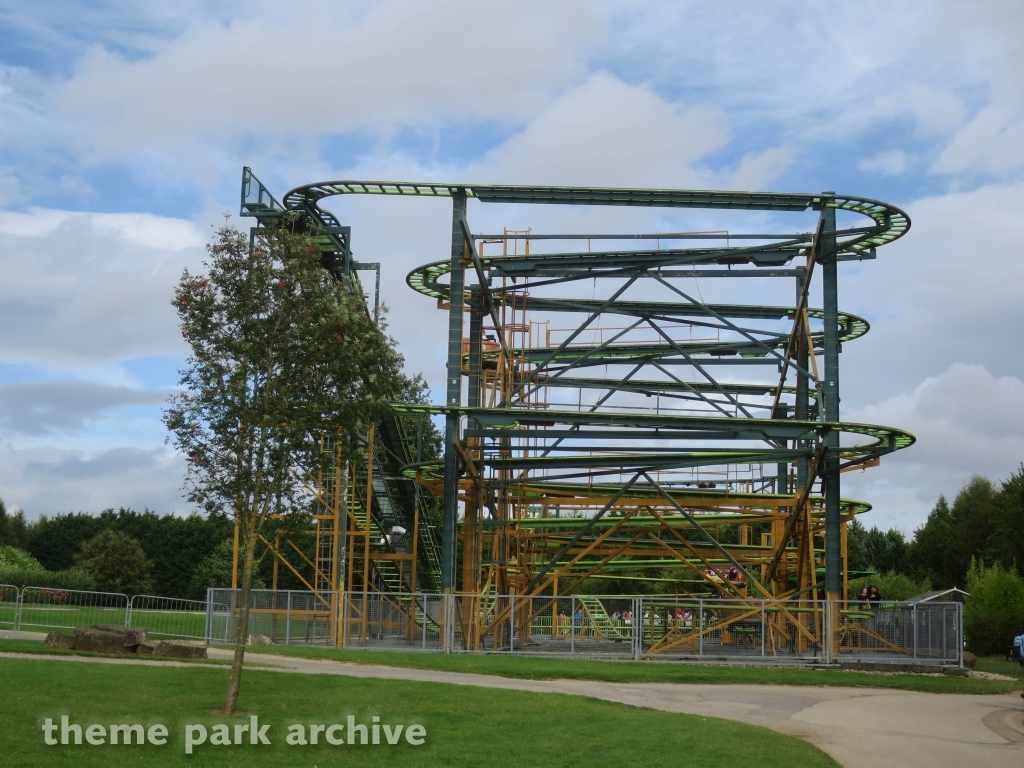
[[0, 567, 98, 592]]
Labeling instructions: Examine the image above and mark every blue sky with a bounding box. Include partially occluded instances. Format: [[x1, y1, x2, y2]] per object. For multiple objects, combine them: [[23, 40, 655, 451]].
[[1, 0, 1023, 531]]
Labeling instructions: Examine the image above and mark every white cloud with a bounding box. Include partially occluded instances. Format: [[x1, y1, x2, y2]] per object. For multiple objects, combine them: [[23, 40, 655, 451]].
[[730, 146, 794, 190], [0, 382, 167, 437], [858, 150, 911, 178], [841, 180, 1024, 406], [932, 105, 1024, 176], [464, 72, 731, 188], [0, 167, 23, 206], [54, 0, 601, 161], [843, 364, 1024, 533], [0, 445, 189, 517], [0, 208, 204, 365]]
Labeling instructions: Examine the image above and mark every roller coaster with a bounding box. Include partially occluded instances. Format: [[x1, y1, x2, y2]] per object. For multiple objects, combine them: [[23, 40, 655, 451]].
[[238, 169, 914, 655]]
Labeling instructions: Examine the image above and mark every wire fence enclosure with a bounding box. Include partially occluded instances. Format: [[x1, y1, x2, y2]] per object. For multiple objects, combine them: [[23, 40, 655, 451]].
[[0, 585, 963, 665], [0, 584, 18, 630], [208, 589, 338, 646], [18, 587, 129, 634], [267, 591, 961, 664], [128, 595, 231, 642], [2, 587, 228, 643]]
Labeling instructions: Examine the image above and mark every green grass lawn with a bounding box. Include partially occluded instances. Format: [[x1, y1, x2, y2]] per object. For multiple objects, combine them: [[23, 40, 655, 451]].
[[9, 604, 223, 641], [0, 656, 838, 767], [5, 635, 1021, 694], [227, 643, 1024, 695], [976, 654, 1024, 682]]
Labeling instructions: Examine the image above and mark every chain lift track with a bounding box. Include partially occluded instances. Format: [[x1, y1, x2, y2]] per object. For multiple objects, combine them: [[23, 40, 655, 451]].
[[241, 170, 914, 651]]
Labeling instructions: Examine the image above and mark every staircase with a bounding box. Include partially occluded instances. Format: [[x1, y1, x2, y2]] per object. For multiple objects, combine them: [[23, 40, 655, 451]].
[[578, 597, 630, 640]]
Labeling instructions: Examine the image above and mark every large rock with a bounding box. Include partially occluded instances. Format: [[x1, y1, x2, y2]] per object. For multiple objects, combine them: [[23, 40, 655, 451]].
[[44, 631, 75, 649], [152, 640, 207, 659], [963, 651, 977, 668], [73, 625, 149, 654], [136, 640, 158, 655]]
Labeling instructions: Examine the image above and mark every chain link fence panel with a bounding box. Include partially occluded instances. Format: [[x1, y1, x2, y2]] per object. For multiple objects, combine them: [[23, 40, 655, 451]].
[[127, 595, 229, 642], [209, 589, 338, 646], [0, 584, 18, 630], [17, 587, 128, 634], [835, 600, 961, 663], [342, 592, 444, 651]]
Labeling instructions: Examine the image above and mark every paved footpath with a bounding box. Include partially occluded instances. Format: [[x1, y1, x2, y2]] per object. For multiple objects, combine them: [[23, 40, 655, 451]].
[[3, 646, 1023, 768]]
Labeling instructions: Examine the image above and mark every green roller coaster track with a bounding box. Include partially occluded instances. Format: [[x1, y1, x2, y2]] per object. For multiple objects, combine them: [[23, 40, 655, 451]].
[[242, 168, 914, 604]]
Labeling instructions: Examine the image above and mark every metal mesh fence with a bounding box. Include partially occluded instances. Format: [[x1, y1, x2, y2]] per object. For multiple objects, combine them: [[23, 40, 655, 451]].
[[128, 595, 230, 642], [208, 589, 338, 646], [637, 598, 828, 660], [835, 600, 961, 662], [342, 592, 444, 651], [17, 587, 129, 633], [0, 585, 941, 665], [0, 584, 18, 630]]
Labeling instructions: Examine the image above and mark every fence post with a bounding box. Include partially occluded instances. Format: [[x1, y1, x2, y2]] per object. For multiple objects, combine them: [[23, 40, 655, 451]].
[[698, 599, 704, 657], [285, 591, 292, 645], [125, 594, 133, 628], [570, 597, 575, 656], [761, 600, 766, 657], [958, 602, 963, 668], [204, 589, 213, 644], [14, 587, 22, 633], [442, 594, 452, 654], [912, 602, 918, 660], [341, 591, 349, 649], [632, 597, 641, 661]]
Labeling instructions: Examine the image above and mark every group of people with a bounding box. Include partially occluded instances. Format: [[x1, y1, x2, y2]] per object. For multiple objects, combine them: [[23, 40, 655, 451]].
[[608, 608, 696, 629], [855, 585, 884, 609], [703, 565, 747, 588]]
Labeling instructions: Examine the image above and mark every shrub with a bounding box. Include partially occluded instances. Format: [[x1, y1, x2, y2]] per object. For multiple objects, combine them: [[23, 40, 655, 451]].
[[963, 558, 1024, 655], [847, 571, 932, 602], [74, 530, 154, 595], [0, 545, 43, 571], [186, 539, 265, 601], [0, 567, 97, 591]]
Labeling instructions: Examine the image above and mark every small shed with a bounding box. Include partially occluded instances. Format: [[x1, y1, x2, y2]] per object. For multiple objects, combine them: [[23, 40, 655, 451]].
[[906, 587, 970, 604]]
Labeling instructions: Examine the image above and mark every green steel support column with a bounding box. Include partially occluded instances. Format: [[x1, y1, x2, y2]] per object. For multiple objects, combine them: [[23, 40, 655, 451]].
[[820, 196, 841, 601], [795, 267, 808, 491], [776, 402, 789, 494], [468, 291, 483, 411], [442, 191, 467, 592]]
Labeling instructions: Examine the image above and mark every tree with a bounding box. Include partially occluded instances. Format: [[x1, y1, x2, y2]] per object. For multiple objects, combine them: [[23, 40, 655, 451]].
[[847, 519, 908, 576], [187, 539, 266, 601], [906, 495, 957, 587], [25, 508, 232, 597], [74, 530, 154, 595], [847, 518, 869, 572], [164, 222, 419, 714], [963, 558, 1024, 656], [992, 465, 1024, 570], [864, 527, 907, 575], [0, 498, 28, 549]]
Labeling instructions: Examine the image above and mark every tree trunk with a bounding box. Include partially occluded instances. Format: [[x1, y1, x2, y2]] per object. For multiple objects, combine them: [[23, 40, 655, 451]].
[[223, 522, 256, 715]]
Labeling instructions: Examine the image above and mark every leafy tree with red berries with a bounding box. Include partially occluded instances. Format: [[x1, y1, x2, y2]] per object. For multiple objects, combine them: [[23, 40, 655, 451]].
[[164, 220, 417, 714]]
